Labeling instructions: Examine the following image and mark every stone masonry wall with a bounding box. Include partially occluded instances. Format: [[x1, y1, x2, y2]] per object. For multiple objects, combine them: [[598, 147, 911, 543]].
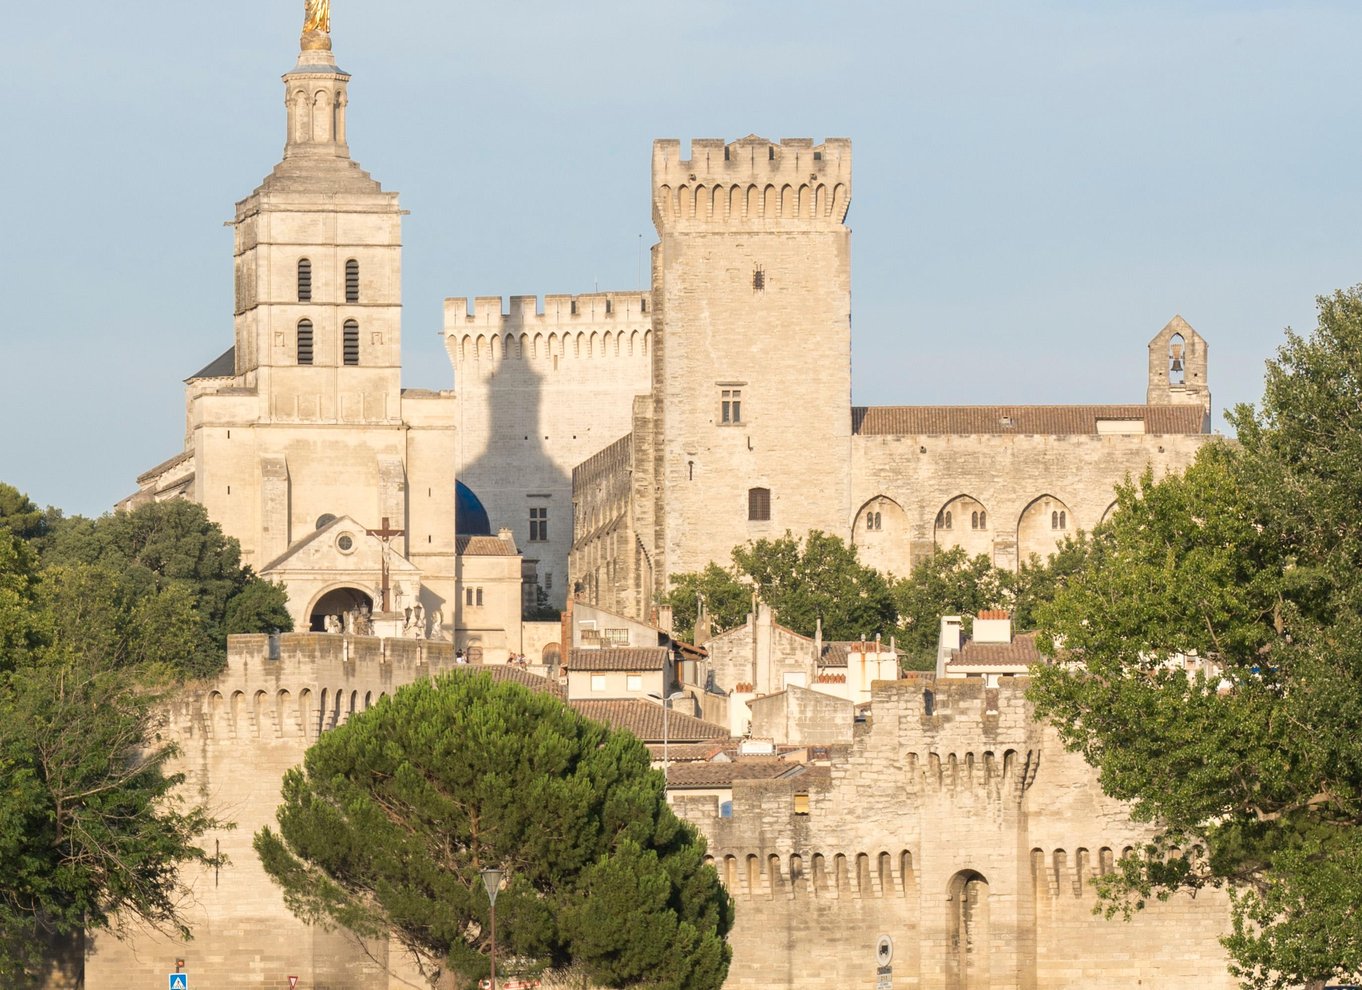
[[681, 677, 1236, 990]]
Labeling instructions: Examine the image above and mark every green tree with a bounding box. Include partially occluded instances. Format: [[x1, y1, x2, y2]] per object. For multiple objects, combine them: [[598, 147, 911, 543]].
[[663, 563, 751, 641], [731, 530, 897, 641], [255, 672, 732, 990], [889, 546, 1012, 670], [1029, 287, 1362, 990], [40, 499, 291, 676]]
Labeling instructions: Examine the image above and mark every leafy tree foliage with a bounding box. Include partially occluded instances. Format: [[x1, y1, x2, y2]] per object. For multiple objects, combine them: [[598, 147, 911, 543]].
[[667, 531, 897, 643], [0, 497, 224, 985], [255, 673, 732, 990], [889, 546, 1012, 670], [664, 563, 751, 641], [41, 499, 290, 676], [1029, 287, 1362, 990]]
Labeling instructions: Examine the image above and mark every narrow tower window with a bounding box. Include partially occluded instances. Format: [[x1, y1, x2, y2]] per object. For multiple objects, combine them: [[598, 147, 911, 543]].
[[343, 320, 360, 366], [297, 320, 314, 365], [752, 265, 765, 292], [529, 506, 548, 542], [297, 259, 312, 302], [748, 487, 771, 522], [345, 259, 360, 303]]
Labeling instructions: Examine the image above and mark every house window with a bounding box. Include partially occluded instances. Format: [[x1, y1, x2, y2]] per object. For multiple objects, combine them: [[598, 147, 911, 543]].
[[793, 793, 810, 815], [626, 674, 643, 692], [345, 259, 359, 303], [464, 587, 485, 607], [937, 509, 953, 530], [866, 511, 881, 531], [753, 265, 765, 292], [529, 506, 548, 542], [544, 571, 553, 591], [1052, 510, 1068, 531], [297, 259, 312, 302], [721, 389, 742, 424], [591, 674, 607, 693], [343, 320, 359, 366], [748, 487, 771, 522], [971, 510, 987, 530], [297, 320, 314, 365]]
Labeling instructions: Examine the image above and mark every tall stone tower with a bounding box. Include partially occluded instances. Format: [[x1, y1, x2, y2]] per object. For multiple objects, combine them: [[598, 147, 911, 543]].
[[1147, 315, 1211, 430], [162, 12, 462, 630], [645, 137, 854, 597]]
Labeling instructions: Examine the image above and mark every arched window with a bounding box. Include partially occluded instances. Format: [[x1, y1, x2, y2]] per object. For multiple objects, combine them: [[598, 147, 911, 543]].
[[979, 510, 987, 529], [297, 259, 312, 302], [1052, 510, 1067, 531], [297, 319, 314, 365], [748, 487, 771, 522], [937, 510, 953, 530], [971, 510, 979, 529], [874, 511, 882, 530], [866, 511, 882, 532], [1168, 332, 1186, 385], [343, 320, 359, 366], [345, 259, 360, 303]]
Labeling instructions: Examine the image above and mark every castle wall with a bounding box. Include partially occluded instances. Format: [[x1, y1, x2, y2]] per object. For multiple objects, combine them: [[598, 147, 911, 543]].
[[569, 432, 645, 618], [84, 634, 461, 990], [679, 677, 1236, 990], [446, 293, 652, 607], [850, 432, 1209, 574]]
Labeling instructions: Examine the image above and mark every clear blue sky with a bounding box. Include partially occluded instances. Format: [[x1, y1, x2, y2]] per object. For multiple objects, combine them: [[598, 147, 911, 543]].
[[3, 1, 1361, 517]]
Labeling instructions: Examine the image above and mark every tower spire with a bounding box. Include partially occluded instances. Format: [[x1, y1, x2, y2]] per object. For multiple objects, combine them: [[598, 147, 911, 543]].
[[282, 1, 349, 159]]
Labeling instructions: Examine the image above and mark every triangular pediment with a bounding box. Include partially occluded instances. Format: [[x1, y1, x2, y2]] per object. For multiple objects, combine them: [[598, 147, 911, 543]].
[[259, 515, 420, 579]]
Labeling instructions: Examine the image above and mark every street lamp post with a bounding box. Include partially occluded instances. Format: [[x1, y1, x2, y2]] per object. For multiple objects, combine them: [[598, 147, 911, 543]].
[[481, 867, 504, 990], [649, 690, 687, 788]]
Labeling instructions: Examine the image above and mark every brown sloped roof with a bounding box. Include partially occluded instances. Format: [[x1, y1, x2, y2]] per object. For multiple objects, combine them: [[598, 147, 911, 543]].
[[951, 632, 1043, 667], [568, 647, 669, 672], [136, 449, 193, 486], [456, 535, 517, 556], [852, 404, 1206, 436], [665, 761, 803, 788], [570, 700, 729, 742]]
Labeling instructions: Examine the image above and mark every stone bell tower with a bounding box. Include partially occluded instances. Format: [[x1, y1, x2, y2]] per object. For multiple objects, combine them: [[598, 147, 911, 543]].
[[1147, 315, 1211, 430], [229, 10, 403, 422]]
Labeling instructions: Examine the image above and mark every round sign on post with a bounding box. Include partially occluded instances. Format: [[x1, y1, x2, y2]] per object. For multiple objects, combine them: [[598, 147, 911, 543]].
[[875, 935, 894, 966]]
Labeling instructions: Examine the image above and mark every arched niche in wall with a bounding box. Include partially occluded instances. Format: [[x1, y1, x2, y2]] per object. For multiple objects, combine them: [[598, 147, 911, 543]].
[[933, 494, 992, 561], [1016, 494, 1073, 566], [851, 495, 908, 577], [946, 869, 991, 990]]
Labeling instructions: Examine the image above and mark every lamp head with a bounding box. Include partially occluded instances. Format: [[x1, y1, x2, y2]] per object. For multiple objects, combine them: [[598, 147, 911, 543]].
[[480, 867, 504, 905]]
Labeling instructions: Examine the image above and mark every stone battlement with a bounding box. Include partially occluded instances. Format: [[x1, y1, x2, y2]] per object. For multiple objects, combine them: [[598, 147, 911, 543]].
[[652, 136, 851, 229], [165, 632, 462, 739], [445, 292, 651, 333], [444, 294, 653, 366]]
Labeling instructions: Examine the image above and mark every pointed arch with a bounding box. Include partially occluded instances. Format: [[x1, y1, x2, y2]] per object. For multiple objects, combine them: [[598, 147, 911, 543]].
[[1018, 493, 1073, 565], [852, 495, 908, 577], [934, 494, 993, 560], [831, 182, 848, 221]]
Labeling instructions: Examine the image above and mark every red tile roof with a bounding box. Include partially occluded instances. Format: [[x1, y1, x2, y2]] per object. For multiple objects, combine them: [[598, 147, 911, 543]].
[[568, 647, 669, 672], [456, 535, 518, 556], [570, 700, 729, 742], [452, 664, 566, 698], [852, 404, 1207, 437], [665, 761, 803, 788], [951, 632, 1044, 667]]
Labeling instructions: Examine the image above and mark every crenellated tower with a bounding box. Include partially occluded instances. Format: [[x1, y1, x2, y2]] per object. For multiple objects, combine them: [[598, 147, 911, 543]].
[[645, 136, 855, 596]]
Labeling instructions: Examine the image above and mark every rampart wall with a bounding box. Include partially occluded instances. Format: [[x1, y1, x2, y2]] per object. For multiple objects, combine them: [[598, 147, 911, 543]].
[[683, 677, 1235, 990], [83, 634, 456, 990]]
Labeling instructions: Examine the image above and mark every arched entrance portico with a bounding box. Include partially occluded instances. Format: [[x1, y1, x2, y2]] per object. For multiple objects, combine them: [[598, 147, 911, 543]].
[[308, 586, 374, 632]]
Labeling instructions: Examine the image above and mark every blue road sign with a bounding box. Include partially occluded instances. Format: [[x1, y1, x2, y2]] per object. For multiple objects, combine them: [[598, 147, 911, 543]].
[[168, 974, 188, 990]]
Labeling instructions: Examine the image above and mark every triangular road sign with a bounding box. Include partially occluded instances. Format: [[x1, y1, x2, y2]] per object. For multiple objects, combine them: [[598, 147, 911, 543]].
[[289, 979, 299, 989]]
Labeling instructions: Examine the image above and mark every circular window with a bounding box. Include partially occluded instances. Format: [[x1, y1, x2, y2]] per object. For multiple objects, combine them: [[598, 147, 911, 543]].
[[336, 533, 355, 553], [316, 513, 338, 530]]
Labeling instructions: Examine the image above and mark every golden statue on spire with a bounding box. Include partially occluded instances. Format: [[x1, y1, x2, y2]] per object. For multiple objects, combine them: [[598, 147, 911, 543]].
[[301, 0, 331, 50]]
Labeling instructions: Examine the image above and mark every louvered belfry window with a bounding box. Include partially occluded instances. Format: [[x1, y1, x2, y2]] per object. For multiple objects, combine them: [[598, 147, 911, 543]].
[[345, 259, 359, 303], [297, 259, 312, 302], [343, 320, 359, 366], [297, 320, 314, 365]]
